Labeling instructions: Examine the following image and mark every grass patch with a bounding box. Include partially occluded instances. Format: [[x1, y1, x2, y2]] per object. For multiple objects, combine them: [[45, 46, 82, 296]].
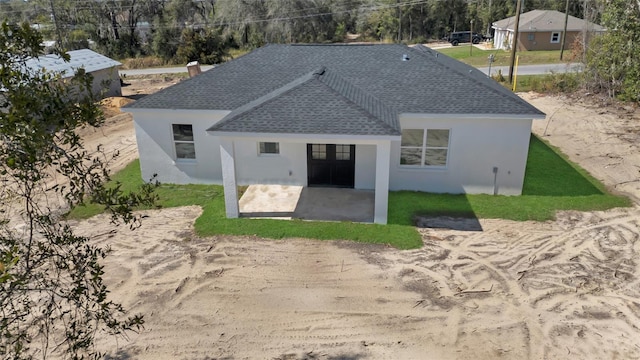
[[494, 73, 581, 93], [67, 135, 629, 250], [436, 47, 565, 67], [67, 160, 220, 219], [195, 198, 421, 250], [388, 135, 630, 223], [67, 161, 422, 249], [120, 56, 166, 70]]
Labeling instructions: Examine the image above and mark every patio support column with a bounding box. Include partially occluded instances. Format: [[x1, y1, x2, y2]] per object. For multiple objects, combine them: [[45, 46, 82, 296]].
[[374, 141, 391, 224], [220, 138, 239, 218]]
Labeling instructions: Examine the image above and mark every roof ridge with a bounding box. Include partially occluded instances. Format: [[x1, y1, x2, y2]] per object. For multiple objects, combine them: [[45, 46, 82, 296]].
[[528, 9, 550, 24], [208, 68, 319, 131], [314, 68, 399, 132]]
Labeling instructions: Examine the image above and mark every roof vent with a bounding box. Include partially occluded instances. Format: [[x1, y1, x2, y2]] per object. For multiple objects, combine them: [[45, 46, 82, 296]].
[[402, 54, 410, 61]]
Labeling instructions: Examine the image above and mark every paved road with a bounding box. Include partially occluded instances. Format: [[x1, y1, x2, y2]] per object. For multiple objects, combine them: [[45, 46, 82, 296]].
[[477, 63, 583, 77], [119, 65, 214, 76], [121, 62, 582, 77]]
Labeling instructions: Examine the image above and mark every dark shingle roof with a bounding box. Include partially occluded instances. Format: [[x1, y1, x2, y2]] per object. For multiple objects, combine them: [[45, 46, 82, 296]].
[[208, 67, 400, 136], [127, 44, 545, 135]]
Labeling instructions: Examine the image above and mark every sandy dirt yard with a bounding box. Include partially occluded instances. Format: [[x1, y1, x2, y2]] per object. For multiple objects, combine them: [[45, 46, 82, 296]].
[[54, 83, 640, 359]]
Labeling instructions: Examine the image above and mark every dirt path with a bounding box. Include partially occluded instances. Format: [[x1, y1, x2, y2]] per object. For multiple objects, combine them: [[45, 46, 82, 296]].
[[85, 207, 640, 359], [61, 91, 640, 359]]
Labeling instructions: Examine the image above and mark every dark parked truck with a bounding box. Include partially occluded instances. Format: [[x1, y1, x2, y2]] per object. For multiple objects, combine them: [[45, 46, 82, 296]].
[[447, 31, 491, 46]]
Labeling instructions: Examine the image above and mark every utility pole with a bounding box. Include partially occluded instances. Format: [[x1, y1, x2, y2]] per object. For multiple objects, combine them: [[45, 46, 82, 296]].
[[470, 19, 473, 56], [486, 0, 493, 36], [49, 0, 63, 47], [559, 0, 570, 60], [397, 0, 402, 42], [508, 0, 523, 84]]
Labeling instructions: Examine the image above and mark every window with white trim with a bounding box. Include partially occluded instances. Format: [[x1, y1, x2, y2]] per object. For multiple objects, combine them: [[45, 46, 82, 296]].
[[172, 124, 196, 159], [550, 32, 561, 43], [259, 142, 279, 155], [400, 129, 450, 167]]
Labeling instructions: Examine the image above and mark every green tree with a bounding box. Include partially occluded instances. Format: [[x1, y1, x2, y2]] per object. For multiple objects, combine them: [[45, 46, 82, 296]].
[[214, 0, 268, 47], [0, 22, 157, 359], [585, 0, 640, 101], [175, 27, 231, 64]]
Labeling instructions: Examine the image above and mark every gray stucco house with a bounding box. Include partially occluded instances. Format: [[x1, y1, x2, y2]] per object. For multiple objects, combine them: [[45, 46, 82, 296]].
[[125, 44, 545, 224]]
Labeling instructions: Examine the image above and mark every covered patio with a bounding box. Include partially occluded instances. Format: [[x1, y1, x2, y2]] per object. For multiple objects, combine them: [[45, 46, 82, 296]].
[[208, 67, 400, 224], [238, 185, 375, 223]]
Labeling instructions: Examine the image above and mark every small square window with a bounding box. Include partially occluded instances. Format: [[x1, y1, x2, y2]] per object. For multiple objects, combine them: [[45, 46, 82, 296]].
[[550, 32, 561, 43], [400, 148, 422, 165], [335, 144, 351, 160], [259, 142, 279, 155], [426, 129, 449, 147], [401, 129, 423, 147], [311, 144, 326, 160], [424, 149, 448, 166], [528, 33, 535, 41], [173, 124, 194, 141]]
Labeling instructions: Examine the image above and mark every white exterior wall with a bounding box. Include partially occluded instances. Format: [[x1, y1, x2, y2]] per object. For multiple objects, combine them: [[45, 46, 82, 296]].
[[233, 140, 308, 186], [227, 137, 382, 190], [133, 110, 534, 196], [493, 29, 512, 50], [355, 145, 376, 190], [133, 117, 384, 190], [390, 116, 533, 195], [91, 67, 121, 98], [131, 110, 229, 184]]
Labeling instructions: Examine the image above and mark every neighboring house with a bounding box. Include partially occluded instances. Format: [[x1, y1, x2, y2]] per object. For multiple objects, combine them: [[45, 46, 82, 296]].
[[125, 44, 545, 224], [25, 49, 122, 98], [492, 10, 605, 51]]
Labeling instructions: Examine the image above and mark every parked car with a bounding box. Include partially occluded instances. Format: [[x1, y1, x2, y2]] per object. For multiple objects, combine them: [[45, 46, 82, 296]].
[[447, 31, 490, 46]]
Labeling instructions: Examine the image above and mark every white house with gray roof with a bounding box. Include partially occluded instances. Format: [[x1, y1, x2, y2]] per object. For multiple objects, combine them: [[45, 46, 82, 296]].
[[25, 49, 122, 98], [125, 44, 545, 224]]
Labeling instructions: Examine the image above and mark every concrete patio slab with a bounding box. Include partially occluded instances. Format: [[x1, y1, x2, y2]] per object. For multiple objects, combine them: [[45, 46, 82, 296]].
[[239, 185, 374, 223], [239, 185, 302, 217]]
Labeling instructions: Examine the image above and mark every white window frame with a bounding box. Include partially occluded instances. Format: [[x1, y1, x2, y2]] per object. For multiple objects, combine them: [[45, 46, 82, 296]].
[[550, 32, 561, 43], [399, 128, 450, 169], [258, 142, 280, 156], [172, 124, 196, 160]]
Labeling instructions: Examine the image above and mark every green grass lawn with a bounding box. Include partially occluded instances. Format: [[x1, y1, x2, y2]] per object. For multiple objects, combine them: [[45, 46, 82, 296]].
[[388, 136, 629, 224], [436, 47, 567, 67], [67, 135, 630, 249]]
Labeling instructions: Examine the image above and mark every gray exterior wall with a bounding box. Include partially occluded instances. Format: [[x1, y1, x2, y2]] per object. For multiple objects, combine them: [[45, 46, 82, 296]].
[[90, 67, 121, 98]]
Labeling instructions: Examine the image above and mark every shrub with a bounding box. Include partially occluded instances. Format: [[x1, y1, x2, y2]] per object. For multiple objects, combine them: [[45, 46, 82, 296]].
[[122, 56, 166, 69]]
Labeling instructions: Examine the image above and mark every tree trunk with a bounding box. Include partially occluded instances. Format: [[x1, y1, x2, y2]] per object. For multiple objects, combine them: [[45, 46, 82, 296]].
[[111, 11, 119, 40]]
